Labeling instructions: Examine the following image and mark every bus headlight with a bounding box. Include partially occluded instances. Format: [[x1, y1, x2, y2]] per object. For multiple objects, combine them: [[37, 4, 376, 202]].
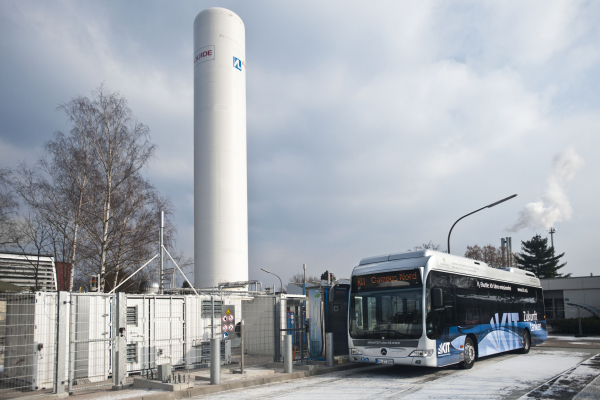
[[350, 348, 363, 355], [409, 350, 433, 357]]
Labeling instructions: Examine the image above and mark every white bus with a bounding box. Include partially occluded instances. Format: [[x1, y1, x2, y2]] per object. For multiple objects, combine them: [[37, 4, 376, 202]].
[[348, 250, 546, 368]]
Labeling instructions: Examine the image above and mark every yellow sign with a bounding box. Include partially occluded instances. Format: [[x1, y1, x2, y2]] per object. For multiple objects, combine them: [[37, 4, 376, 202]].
[[226, 309, 231, 314]]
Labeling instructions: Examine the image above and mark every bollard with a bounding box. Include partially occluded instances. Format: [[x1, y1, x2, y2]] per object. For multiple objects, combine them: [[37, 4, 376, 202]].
[[284, 334, 293, 373], [210, 338, 221, 385], [326, 332, 334, 367]]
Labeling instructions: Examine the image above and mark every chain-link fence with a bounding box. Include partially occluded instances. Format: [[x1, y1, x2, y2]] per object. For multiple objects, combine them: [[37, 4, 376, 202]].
[[0, 292, 58, 398]]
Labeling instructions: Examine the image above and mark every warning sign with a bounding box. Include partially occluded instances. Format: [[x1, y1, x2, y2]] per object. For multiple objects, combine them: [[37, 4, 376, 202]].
[[221, 305, 235, 340]]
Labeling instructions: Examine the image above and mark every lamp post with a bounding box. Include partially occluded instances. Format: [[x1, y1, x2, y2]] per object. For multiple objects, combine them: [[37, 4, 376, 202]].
[[260, 268, 283, 294], [447, 194, 517, 255]]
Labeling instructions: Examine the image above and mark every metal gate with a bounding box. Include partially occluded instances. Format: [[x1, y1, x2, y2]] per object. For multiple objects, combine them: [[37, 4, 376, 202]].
[[68, 293, 115, 392], [239, 296, 277, 367], [0, 292, 59, 398], [124, 295, 185, 378]]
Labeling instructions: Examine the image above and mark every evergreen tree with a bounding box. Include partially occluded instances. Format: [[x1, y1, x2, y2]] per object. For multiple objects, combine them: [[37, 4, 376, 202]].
[[514, 234, 568, 278]]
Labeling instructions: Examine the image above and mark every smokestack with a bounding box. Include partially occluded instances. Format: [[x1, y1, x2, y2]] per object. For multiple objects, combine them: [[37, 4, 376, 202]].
[[193, 8, 248, 288]]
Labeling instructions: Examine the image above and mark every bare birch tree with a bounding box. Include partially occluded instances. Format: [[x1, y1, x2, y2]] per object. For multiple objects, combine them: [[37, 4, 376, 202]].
[[8, 85, 184, 292], [10, 128, 94, 291], [59, 85, 156, 291]]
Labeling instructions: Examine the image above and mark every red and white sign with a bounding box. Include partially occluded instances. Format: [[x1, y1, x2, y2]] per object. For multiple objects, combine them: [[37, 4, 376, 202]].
[[222, 315, 228, 322], [228, 315, 234, 322], [222, 325, 228, 332], [228, 324, 234, 331], [194, 45, 215, 66]]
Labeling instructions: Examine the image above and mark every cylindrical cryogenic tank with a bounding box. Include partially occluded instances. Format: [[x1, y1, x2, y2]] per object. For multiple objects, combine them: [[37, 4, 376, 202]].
[[193, 8, 248, 288]]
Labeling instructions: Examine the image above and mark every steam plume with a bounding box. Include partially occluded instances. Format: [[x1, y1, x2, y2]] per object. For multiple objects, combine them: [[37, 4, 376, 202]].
[[508, 147, 583, 232]]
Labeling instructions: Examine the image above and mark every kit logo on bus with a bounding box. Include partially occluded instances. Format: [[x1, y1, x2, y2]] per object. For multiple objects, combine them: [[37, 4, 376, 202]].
[[438, 342, 450, 357]]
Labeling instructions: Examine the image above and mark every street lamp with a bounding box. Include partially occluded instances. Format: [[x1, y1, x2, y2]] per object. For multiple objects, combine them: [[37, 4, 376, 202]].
[[447, 194, 517, 255], [260, 268, 283, 294]]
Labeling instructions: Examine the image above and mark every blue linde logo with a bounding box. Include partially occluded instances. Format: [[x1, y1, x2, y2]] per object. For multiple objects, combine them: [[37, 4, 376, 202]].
[[233, 57, 242, 71]]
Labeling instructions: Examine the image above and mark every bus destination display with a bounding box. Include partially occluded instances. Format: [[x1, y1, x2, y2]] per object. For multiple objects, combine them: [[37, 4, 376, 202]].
[[353, 269, 421, 291]]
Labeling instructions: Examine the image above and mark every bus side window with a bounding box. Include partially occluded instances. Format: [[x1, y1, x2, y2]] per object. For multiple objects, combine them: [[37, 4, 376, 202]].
[[456, 288, 480, 325], [442, 287, 456, 326]]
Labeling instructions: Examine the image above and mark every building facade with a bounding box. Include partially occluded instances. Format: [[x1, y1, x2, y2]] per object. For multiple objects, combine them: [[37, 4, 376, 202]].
[[0, 252, 56, 291], [541, 276, 600, 320]]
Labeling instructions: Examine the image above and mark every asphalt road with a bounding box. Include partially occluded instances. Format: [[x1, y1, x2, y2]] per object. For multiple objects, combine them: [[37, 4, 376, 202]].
[[191, 342, 600, 400]]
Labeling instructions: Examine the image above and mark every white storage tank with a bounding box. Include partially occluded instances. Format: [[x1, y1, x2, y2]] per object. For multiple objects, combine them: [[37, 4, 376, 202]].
[[193, 8, 248, 288]]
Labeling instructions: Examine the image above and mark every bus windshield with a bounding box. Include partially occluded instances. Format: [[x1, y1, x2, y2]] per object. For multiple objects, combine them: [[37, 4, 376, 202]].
[[349, 286, 423, 340]]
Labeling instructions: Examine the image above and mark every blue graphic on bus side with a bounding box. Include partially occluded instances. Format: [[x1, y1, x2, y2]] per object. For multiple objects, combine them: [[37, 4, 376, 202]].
[[435, 312, 547, 367]]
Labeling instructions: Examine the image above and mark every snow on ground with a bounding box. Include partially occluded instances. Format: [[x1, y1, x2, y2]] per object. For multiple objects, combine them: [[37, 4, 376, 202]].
[[550, 337, 600, 341], [192, 349, 593, 400], [405, 350, 589, 399], [88, 389, 164, 400]]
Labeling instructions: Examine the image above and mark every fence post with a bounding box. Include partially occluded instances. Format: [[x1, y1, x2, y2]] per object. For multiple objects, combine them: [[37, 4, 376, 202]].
[[54, 292, 68, 395], [284, 334, 293, 373], [578, 307, 583, 335], [326, 332, 334, 367], [210, 338, 221, 385], [68, 294, 74, 394], [113, 293, 127, 389], [274, 297, 280, 362], [240, 320, 245, 374]]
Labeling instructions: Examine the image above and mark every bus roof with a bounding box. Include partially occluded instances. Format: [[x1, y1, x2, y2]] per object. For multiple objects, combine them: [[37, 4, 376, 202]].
[[355, 249, 540, 287]]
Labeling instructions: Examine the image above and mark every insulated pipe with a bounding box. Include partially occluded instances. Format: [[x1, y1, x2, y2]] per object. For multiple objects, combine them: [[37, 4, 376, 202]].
[[284, 335, 293, 373], [326, 332, 334, 367], [210, 338, 221, 384]]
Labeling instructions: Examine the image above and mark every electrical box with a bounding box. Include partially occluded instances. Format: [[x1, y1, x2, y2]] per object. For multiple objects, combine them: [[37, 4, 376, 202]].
[[157, 363, 171, 382]]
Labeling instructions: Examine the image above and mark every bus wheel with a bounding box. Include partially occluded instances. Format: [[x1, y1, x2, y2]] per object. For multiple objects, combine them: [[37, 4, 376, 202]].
[[460, 337, 475, 369], [519, 331, 531, 354]]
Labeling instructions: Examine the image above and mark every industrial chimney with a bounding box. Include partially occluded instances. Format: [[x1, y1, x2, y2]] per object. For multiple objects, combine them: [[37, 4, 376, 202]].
[[193, 8, 248, 288]]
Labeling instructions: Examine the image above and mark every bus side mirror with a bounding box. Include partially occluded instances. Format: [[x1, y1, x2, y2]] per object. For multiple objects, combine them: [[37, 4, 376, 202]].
[[432, 288, 444, 310]]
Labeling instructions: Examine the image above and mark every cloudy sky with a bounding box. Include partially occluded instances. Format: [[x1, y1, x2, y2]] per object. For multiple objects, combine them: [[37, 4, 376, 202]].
[[1, 1, 599, 289]]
